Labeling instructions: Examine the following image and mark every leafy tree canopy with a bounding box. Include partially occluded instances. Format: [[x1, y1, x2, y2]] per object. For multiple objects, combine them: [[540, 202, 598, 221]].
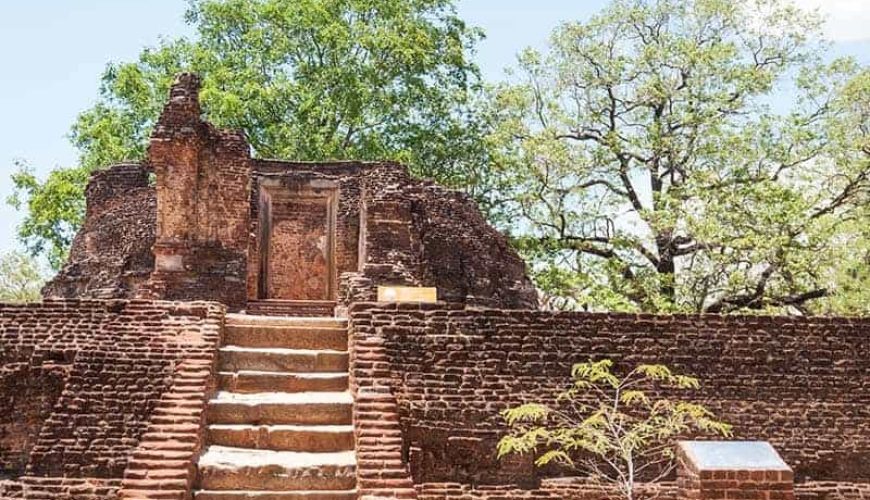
[[0, 250, 46, 303], [485, 0, 870, 314], [7, 0, 869, 316], [10, 0, 487, 268]]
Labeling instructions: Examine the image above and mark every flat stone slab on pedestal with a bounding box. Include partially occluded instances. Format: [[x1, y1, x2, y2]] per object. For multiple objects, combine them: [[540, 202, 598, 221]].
[[679, 441, 790, 470]]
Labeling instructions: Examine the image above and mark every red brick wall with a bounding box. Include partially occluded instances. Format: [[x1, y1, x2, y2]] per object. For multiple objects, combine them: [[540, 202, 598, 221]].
[[680, 469, 795, 500], [348, 309, 418, 499], [675, 445, 796, 500], [0, 299, 224, 500], [146, 74, 251, 310], [0, 364, 65, 476], [796, 482, 870, 500], [44, 163, 155, 299], [410, 181, 536, 309], [348, 303, 870, 497], [417, 481, 677, 499], [341, 162, 538, 309]]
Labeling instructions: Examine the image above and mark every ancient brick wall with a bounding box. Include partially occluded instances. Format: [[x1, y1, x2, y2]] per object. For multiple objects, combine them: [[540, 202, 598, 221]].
[[0, 363, 65, 476], [341, 163, 538, 310], [0, 299, 223, 499], [44, 163, 156, 299], [408, 180, 536, 309], [146, 74, 251, 310], [797, 482, 870, 500], [415, 481, 678, 500], [347, 303, 870, 498], [676, 458, 796, 500]]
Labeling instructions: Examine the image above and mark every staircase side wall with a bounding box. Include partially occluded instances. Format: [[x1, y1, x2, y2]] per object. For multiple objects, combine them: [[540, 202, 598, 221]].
[[0, 299, 224, 500]]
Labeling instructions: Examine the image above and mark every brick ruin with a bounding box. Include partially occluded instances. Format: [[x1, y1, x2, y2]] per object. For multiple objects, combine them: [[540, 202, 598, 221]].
[[2, 74, 869, 500], [43, 73, 537, 313]]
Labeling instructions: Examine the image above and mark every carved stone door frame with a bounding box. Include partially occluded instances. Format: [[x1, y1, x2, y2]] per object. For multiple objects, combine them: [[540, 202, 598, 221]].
[[256, 178, 338, 300]]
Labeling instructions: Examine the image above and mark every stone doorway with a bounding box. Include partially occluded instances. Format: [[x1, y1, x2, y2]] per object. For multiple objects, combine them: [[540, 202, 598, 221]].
[[257, 181, 338, 301]]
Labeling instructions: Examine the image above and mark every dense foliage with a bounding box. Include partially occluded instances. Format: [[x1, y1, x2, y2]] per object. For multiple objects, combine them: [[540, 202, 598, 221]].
[[485, 0, 870, 313], [498, 359, 731, 500]]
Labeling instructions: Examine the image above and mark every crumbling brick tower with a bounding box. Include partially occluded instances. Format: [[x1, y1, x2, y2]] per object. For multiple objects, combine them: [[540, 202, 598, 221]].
[[144, 74, 252, 309]]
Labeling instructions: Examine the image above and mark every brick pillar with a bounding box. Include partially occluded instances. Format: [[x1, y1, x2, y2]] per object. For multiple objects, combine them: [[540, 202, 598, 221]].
[[343, 163, 423, 306], [145, 73, 252, 310], [677, 441, 795, 500]]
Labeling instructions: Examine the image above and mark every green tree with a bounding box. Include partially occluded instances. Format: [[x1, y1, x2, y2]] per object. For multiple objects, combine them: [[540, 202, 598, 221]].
[[486, 0, 870, 313], [815, 69, 870, 315], [498, 359, 731, 500], [0, 250, 46, 303], [7, 161, 90, 269], [10, 0, 487, 268]]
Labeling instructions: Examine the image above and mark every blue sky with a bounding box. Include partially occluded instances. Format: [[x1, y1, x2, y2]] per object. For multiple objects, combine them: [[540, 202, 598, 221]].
[[1, 0, 868, 256]]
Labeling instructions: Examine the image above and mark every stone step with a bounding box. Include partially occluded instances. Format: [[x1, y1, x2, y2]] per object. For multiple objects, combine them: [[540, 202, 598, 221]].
[[197, 446, 356, 491], [194, 490, 357, 500], [207, 424, 354, 452], [245, 301, 337, 318], [219, 347, 348, 373], [224, 325, 346, 350], [217, 371, 348, 393], [227, 314, 346, 329], [208, 392, 353, 425]]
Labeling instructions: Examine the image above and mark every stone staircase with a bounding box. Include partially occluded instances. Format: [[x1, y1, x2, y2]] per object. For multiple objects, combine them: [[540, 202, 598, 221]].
[[195, 314, 356, 500]]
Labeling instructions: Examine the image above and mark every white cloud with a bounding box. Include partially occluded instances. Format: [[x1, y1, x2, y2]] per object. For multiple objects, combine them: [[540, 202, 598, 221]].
[[790, 0, 870, 41]]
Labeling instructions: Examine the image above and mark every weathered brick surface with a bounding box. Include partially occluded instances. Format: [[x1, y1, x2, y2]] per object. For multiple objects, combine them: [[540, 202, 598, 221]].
[[416, 481, 677, 500], [2, 477, 122, 500], [348, 303, 870, 498], [43, 164, 155, 299], [0, 299, 224, 500], [145, 74, 251, 310], [796, 482, 870, 500], [349, 306, 418, 499], [343, 164, 537, 310], [0, 363, 65, 476]]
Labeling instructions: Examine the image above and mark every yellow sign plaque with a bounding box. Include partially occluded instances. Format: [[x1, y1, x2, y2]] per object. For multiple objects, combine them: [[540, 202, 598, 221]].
[[377, 286, 438, 303]]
